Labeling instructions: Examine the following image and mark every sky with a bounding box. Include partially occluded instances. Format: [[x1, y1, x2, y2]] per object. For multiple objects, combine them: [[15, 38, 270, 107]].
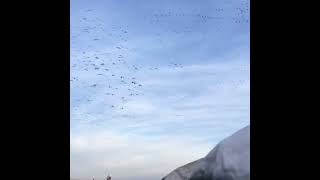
[[70, 0, 250, 180]]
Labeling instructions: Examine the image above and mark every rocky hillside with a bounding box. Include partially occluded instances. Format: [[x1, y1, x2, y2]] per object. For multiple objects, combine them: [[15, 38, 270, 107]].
[[162, 126, 250, 180]]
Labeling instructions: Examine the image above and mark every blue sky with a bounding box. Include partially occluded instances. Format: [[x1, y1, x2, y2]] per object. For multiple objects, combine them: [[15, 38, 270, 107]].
[[70, 0, 249, 179]]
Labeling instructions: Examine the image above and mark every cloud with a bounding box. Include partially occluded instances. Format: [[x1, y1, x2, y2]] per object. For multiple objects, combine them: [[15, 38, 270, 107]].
[[71, 130, 214, 180]]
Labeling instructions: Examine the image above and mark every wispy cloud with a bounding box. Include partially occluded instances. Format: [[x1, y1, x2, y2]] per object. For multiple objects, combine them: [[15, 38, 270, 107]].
[[71, 131, 212, 180]]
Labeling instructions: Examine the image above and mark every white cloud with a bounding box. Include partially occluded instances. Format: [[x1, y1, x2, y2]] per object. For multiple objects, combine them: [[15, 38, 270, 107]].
[[71, 130, 214, 180]]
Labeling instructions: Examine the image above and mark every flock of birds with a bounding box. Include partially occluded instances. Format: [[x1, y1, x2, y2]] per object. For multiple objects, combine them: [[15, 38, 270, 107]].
[[146, 1, 249, 34], [71, 1, 250, 116], [149, 7, 248, 24]]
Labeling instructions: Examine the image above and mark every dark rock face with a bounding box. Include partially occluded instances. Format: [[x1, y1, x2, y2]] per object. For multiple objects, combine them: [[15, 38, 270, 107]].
[[162, 126, 250, 180]]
